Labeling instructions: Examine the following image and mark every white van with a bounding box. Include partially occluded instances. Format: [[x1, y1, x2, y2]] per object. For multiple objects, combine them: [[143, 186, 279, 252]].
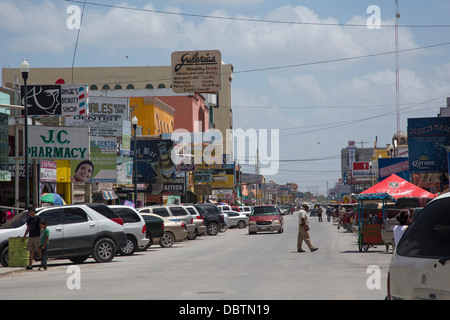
[[388, 192, 450, 300]]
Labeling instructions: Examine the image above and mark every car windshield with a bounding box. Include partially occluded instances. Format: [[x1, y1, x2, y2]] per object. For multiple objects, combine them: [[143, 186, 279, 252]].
[[252, 206, 278, 216], [0, 211, 29, 229]]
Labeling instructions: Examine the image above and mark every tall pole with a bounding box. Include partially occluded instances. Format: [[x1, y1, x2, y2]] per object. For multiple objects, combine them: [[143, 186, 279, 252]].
[[20, 59, 30, 209], [132, 116, 138, 207], [395, 0, 400, 155]]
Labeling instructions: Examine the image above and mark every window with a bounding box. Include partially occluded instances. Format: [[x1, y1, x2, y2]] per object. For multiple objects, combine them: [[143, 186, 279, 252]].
[[63, 207, 88, 224], [126, 84, 134, 89], [158, 84, 166, 88], [111, 207, 140, 223], [90, 85, 98, 90], [114, 84, 122, 90], [145, 84, 153, 89], [152, 207, 169, 217], [140, 209, 150, 213], [397, 197, 450, 259], [39, 209, 61, 226], [169, 207, 188, 216], [102, 84, 110, 90]]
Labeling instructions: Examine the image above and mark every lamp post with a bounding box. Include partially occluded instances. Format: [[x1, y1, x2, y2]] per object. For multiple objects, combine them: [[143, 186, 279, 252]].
[[132, 116, 138, 207], [20, 59, 30, 209]]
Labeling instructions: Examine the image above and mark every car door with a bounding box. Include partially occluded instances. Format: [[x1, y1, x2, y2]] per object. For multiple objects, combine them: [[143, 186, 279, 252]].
[[38, 208, 64, 256], [62, 207, 98, 256]]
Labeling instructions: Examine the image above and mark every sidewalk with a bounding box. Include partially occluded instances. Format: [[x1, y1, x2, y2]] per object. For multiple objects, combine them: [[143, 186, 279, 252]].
[[0, 267, 26, 277]]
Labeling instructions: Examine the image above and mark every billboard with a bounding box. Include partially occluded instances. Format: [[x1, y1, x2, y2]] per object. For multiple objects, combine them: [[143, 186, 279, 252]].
[[65, 96, 128, 137], [408, 117, 450, 173], [21, 84, 88, 116], [28, 126, 89, 160], [171, 50, 222, 93]]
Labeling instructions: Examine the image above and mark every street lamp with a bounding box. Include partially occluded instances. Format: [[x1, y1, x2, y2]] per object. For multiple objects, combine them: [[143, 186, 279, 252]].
[[132, 115, 138, 207], [20, 59, 30, 209]]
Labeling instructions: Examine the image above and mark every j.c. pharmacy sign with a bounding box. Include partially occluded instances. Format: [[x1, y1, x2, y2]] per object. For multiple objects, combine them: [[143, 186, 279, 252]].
[[28, 126, 90, 160]]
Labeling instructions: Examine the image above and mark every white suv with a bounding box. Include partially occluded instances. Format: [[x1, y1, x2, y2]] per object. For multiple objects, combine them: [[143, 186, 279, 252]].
[[109, 205, 149, 256], [138, 205, 196, 239], [388, 192, 450, 300], [0, 205, 127, 267]]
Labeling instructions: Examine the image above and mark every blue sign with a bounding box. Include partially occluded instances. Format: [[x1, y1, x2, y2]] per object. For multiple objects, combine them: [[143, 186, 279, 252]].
[[408, 117, 450, 173]]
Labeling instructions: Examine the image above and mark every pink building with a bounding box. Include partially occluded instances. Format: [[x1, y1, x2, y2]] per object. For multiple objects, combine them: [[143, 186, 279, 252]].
[[158, 94, 209, 132]]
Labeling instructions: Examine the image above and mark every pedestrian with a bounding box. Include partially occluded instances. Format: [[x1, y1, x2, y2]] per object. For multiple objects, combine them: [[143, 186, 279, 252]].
[[393, 209, 411, 248], [297, 202, 318, 253], [317, 206, 323, 222], [38, 219, 50, 271], [21, 206, 41, 270], [326, 206, 332, 222]]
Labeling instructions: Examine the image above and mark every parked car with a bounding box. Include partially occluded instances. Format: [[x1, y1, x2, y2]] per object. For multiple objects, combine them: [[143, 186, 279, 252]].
[[217, 204, 232, 212], [223, 210, 249, 229], [138, 205, 196, 239], [248, 205, 284, 234], [388, 193, 450, 300], [108, 205, 149, 256], [136, 213, 164, 251], [183, 205, 206, 237], [239, 206, 252, 215], [278, 205, 291, 215], [0, 205, 127, 267], [193, 204, 226, 236], [138, 212, 187, 248]]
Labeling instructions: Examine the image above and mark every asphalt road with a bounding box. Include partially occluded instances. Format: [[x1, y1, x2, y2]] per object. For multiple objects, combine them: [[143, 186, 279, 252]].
[[0, 212, 392, 300]]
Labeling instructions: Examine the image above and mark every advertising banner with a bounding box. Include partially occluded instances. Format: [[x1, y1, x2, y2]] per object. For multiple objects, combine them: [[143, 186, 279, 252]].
[[28, 126, 89, 160], [21, 84, 88, 116], [65, 96, 128, 137], [132, 139, 177, 184], [171, 50, 222, 93], [378, 157, 409, 181], [408, 117, 450, 173], [71, 137, 117, 183]]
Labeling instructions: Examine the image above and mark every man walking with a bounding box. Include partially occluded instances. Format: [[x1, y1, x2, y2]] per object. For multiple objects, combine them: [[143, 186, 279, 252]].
[[297, 203, 318, 253]]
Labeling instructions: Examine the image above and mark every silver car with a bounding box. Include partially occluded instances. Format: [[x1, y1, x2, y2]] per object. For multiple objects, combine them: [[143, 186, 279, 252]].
[[109, 205, 149, 255], [183, 205, 206, 237], [223, 210, 249, 229], [138, 205, 196, 239], [388, 194, 450, 300]]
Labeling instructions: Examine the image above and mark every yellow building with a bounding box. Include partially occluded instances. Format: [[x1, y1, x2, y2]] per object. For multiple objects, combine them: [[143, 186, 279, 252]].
[[130, 97, 175, 136]]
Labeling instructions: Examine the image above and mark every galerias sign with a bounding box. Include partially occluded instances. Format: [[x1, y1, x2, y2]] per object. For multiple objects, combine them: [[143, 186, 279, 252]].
[[28, 126, 89, 160]]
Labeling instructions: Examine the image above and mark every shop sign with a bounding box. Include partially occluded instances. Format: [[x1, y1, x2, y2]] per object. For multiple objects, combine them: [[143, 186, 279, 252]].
[[28, 126, 89, 160], [171, 50, 222, 93]]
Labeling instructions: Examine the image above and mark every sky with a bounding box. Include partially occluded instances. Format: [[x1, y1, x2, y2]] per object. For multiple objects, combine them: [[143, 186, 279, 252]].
[[1, 0, 450, 195]]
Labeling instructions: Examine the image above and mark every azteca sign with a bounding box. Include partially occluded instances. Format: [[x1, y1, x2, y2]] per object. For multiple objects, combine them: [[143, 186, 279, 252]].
[[28, 126, 89, 160]]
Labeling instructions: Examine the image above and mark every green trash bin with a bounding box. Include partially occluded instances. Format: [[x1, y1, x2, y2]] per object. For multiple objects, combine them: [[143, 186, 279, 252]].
[[8, 237, 29, 267]]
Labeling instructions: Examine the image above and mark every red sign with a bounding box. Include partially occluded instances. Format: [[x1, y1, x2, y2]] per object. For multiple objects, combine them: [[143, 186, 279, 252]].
[[353, 162, 370, 171]]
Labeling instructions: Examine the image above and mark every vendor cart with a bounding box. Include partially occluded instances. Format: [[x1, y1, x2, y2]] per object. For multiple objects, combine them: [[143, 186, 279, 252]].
[[355, 193, 396, 252]]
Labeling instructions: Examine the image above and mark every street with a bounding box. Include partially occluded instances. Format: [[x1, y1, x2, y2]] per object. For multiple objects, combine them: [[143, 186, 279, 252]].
[[0, 212, 392, 300]]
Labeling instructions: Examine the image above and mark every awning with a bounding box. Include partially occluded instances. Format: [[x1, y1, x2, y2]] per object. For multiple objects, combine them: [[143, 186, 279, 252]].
[[102, 190, 118, 200]]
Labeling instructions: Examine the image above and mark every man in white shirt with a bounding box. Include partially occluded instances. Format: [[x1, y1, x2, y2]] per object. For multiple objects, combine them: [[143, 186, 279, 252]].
[[297, 203, 318, 253]]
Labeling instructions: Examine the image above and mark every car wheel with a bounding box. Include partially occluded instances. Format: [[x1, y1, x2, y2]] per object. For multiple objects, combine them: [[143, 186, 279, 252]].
[[0, 246, 9, 267], [69, 255, 89, 264], [207, 222, 219, 236], [92, 238, 116, 263], [120, 235, 137, 256], [187, 230, 197, 240], [160, 232, 174, 248], [237, 220, 246, 229]]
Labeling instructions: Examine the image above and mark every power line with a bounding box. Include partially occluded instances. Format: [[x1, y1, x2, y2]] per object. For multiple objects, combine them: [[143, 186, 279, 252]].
[[65, 0, 450, 28]]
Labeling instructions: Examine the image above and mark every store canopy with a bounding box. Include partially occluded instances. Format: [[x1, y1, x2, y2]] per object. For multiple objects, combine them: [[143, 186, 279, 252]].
[[360, 174, 435, 199], [101, 190, 118, 200]]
